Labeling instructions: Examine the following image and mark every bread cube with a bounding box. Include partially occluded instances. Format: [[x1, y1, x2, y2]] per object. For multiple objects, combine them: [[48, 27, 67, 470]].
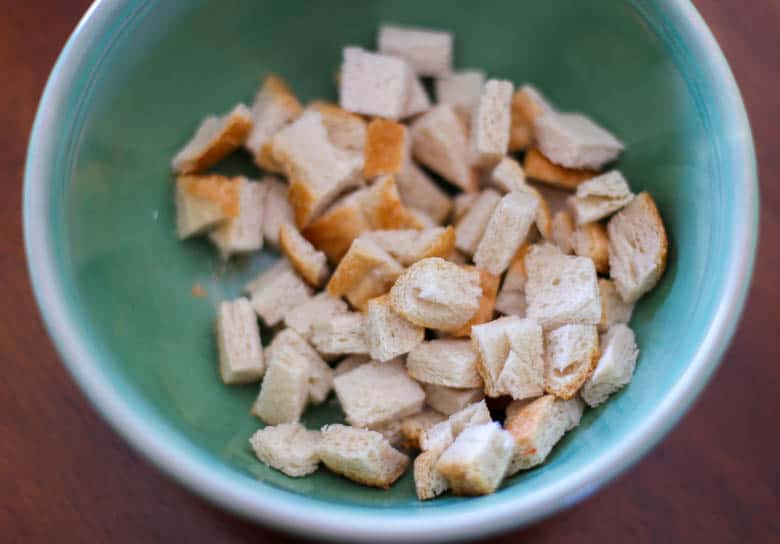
[[245, 75, 303, 170], [581, 323, 639, 406], [524, 147, 596, 190], [497, 318, 544, 400], [251, 346, 310, 425], [535, 111, 624, 170], [244, 259, 312, 326], [451, 267, 500, 337], [215, 298, 264, 384], [509, 85, 555, 151], [366, 295, 424, 362], [364, 118, 408, 178], [308, 101, 366, 151], [403, 77, 432, 118], [284, 292, 349, 340], [435, 70, 485, 120], [302, 189, 372, 263], [474, 190, 539, 275], [310, 313, 369, 357], [570, 170, 634, 224], [266, 329, 333, 405], [208, 178, 265, 258], [395, 161, 452, 223], [362, 226, 455, 267], [339, 47, 413, 120], [401, 409, 447, 450], [543, 324, 599, 399], [175, 174, 240, 239], [597, 279, 634, 332], [454, 189, 502, 255], [249, 423, 320, 477], [423, 384, 485, 416], [279, 223, 330, 287], [407, 339, 483, 388], [471, 79, 514, 167], [261, 175, 294, 247]]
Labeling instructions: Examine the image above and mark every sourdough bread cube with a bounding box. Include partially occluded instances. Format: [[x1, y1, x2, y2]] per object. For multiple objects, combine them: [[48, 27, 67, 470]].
[[208, 178, 265, 259], [269, 110, 364, 228], [366, 295, 425, 362], [310, 313, 370, 357], [607, 192, 669, 303], [333, 354, 371, 377], [389, 258, 482, 332], [572, 222, 610, 275], [570, 170, 634, 224], [279, 223, 330, 287], [262, 176, 294, 247], [436, 422, 515, 495], [471, 79, 514, 167], [411, 104, 478, 192], [339, 47, 413, 120], [175, 174, 240, 239], [319, 424, 409, 489], [581, 323, 639, 406], [435, 70, 485, 120], [543, 324, 599, 399], [267, 329, 333, 405], [284, 292, 349, 341], [244, 259, 312, 326], [172, 103, 253, 174], [249, 423, 320, 477], [401, 409, 447, 450], [509, 84, 555, 151], [327, 237, 405, 311], [524, 245, 601, 329], [333, 359, 425, 428], [474, 190, 539, 275], [551, 209, 575, 254], [505, 394, 583, 473], [415, 449, 450, 500], [524, 147, 596, 190], [245, 75, 303, 169], [308, 101, 367, 152], [497, 318, 544, 400], [407, 339, 483, 388], [363, 226, 455, 267], [395, 160, 452, 223], [423, 384, 485, 416], [216, 298, 264, 384], [251, 347, 310, 425], [403, 77, 432, 118], [535, 111, 624, 170], [454, 189, 502, 255], [378, 24, 453, 77], [597, 279, 635, 332], [364, 118, 408, 178]]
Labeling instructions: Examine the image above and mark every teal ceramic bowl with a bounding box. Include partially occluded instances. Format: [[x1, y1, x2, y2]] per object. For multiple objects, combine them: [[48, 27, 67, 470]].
[[24, 0, 757, 541]]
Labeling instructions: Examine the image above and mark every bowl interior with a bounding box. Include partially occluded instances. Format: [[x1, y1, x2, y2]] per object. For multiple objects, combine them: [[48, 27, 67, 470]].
[[43, 0, 747, 518]]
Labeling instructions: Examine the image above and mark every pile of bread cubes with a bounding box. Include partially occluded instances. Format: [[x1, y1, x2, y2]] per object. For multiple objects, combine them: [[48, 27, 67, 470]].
[[171, 24, 668, 499]]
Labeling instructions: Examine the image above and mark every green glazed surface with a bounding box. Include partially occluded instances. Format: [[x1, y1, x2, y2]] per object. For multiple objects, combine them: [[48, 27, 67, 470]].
[[28, 0, 756, 534]]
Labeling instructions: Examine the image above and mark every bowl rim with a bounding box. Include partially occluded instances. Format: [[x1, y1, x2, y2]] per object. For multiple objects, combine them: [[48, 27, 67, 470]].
[[23, 0, 758, 541]]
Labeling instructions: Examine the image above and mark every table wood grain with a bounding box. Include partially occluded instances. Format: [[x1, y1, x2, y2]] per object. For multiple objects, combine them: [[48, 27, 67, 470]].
[[1, 1, 777, 542]]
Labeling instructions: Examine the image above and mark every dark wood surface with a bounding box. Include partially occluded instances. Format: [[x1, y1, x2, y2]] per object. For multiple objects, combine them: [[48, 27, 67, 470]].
[[1, 1, 777, 542]]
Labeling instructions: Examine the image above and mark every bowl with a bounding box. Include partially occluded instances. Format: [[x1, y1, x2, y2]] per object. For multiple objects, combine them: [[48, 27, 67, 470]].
[[24, 0, 757, 541]]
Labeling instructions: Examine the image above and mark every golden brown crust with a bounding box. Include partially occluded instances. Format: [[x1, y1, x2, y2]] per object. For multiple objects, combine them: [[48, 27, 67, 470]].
[[544, 338, 600, 400], [452, 267, 500, 337], [279, 223, 327, 287], [178, 174, 241, 217], [287, 179, 317, 228], [364, 118, 406, 177], [364, 176, 424, 230], [179, 109, 253, 174], [524, 148, 597, 190], [574, 222, 609, 274], [309, 101, 367, 151], [504, 395, 552, 457], [420, 226, 456, 262], [256, 141, 286, 173], [302, 201, 370, 264], [326, 239, 403, 311]]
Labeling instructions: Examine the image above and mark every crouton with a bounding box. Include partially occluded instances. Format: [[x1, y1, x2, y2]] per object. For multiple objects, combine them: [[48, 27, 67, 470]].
[[551, 209, 575, 254], [497, 318, 544, 400], [215, 298, 264, 384], [308, 101, 366, 151], [206, 178, 265, 258], [370, 419, 405, 447], [535, 111, 624, 170], [245, 259, 313, 326], [524, 148, 596, 190], [302, 189, 372, 263], [403, 77, 432, 118], [340, 47, 413, 120], [284, 292, 349, 341], [407, 339, 483, 388], [414, 449, 450, 500], [570, 171, 634, 224], [454, 189, 502, 255], [436, 422, 515, 495], [420, 400, 491, 452], [172, 103, 253, 174], [505, 395, 583, 473], [269, 110, 364, 227], [319, 424, 409, 488], [509, 85, 555, 151], [490, 157, 526, 193], [175, 174, 240, 239], [266, 329, 333, 405], [364, 118, 408, 178], [543, 324, 600, 399], [411, 104, 478, 192], [327, 237, 405, 311], [366, 295, 424, 362], [451, 267, 500, 337], [471, 316, 523, 397], [423, 384, 485, 416], [333, 359, 425, 428], [435, 70, 485, 120], [395, 160, 452, 223], [470, 79, 514, 167], [363, 226, 455, 266], [607, 192, 668, 303], [245, 75, 303, 170], [581, 324, 639, 407], [279, 223, 330, 287], [310, 312, 369, 357], [361, 175, 424, 230], [524, 245, 601, 328], [261, 176, 294, 247], [401, 409, 447, 449], [503, 245, 529, 292], [334, 354, 371, 377], [389, 258, 483, 331], [597, 279, 634, 332], [251, 345, 311, 425], [378, 24, 453, 77], [249, 423, 321, 477], [572, 222, 609, 274], [474, 191, 539, 275]]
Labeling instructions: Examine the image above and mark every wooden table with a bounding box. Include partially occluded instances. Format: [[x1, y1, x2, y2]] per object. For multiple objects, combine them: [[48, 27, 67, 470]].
[[1, 2, 777, 541]]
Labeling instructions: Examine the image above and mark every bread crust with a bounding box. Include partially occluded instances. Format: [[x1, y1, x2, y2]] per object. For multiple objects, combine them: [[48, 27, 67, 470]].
[[524, 147, 596, 190]]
